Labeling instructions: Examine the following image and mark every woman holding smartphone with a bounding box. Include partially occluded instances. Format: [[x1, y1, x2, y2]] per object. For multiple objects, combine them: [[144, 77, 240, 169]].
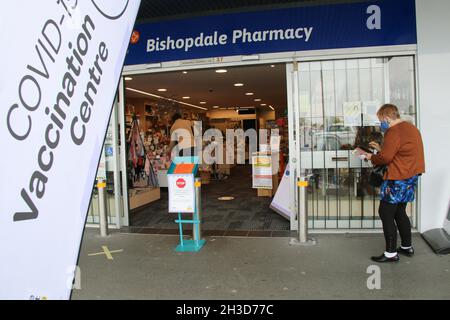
[[358, 104, 425, 263]]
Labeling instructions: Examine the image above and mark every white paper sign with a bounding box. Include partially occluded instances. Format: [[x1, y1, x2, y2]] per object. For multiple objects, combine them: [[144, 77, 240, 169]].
[[168, 174, 195, 213], [362, 101, 381, 126], [252, 154, 273, 189], [270, 135, 281, 152], [343, 101, 362, 126], [96, 147, 107, 181], [0, 1, 140, 299]]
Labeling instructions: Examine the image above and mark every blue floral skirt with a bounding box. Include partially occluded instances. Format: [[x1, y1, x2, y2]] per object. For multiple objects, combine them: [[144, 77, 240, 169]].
[[380, 175, 418, 204]]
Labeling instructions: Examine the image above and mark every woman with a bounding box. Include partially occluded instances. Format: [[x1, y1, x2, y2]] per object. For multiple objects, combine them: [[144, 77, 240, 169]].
[[359, 104, 425, 263], [168, 113, 196, 158]]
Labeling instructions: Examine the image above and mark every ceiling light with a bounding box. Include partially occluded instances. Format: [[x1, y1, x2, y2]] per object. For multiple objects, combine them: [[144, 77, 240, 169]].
[[125, 87, 207, 111], [200, 101, 206, 104], [124, 77, 133, 81], [212, 106, 220, 109], [269, 105, 275, 111], [157, 88, 167, 92], [245, 92, 254, 96], [182, 71, 188, 74], [215, 69, 227, 73], [261, 103, 267, 106], [182, 96, 190, 99], [270, 65, 275, 68], [234, 83, 244, 87], [254, 98, 262, 102]]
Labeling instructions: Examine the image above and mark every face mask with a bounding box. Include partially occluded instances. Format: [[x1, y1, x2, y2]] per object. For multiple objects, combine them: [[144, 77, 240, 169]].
[[380, 120, 389, 133]]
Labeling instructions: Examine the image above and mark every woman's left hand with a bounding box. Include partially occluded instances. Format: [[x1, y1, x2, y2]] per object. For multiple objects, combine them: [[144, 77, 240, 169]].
[[369, 141, 381, 152]]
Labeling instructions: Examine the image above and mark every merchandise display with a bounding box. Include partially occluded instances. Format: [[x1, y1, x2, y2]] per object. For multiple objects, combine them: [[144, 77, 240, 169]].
[[126, 100, 207, 200], [122, 64, 289, 229]]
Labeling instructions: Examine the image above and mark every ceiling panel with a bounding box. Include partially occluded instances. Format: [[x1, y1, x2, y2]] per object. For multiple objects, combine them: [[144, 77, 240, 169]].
[[125, 64, 287, 113], [136, 0, 362, 22]]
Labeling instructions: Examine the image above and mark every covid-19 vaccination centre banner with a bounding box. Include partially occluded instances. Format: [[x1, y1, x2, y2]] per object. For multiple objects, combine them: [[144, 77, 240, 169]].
[[0, 0, 140, 299]]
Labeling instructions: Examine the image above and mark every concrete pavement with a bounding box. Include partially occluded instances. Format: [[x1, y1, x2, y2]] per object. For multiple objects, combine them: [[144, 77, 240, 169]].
[[71, 229, 450, 300]]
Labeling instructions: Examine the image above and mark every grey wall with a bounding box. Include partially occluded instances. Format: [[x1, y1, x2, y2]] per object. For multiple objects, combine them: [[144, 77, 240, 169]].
[[416, 0, 450, 231]]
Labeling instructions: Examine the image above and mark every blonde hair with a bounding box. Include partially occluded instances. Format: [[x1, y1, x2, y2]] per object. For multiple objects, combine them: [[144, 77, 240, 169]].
[[377, 104, 400, 119]]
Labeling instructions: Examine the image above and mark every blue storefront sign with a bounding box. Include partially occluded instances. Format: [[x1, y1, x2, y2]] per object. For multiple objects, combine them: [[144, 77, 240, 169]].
[[125, 0, 416, 66]]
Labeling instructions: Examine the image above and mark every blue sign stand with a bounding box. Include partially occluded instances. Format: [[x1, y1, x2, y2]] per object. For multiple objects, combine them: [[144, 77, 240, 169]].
[[168, 156, 206, 252]]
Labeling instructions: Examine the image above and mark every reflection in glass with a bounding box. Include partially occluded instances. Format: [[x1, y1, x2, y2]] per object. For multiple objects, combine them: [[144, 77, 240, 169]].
[[298, 56, 417, 229]]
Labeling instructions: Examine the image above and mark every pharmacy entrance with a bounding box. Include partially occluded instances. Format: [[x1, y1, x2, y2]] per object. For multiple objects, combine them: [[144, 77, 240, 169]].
[[84, 0, 419, 232], [120, 63, 292, 235]]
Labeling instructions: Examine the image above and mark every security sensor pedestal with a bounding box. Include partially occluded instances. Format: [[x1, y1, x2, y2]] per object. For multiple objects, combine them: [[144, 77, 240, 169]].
[[290, 176, 317, 247]]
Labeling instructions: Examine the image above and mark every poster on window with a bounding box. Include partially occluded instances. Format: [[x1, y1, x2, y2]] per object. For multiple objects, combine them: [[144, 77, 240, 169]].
[[168, 174, 195, 213], [343, 101, 362, 127], [252, 154, 273, 189], [362, 101, 381, 126]]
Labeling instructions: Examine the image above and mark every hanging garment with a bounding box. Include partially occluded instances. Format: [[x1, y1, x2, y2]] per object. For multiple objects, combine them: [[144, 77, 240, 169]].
[[148, 161, 158, 187], [144, 155, 151, 176]]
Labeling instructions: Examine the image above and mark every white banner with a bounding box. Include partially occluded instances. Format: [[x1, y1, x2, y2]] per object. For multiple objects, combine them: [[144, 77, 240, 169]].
[[0, 0, 140, 299], [270, 164, 291, 220]]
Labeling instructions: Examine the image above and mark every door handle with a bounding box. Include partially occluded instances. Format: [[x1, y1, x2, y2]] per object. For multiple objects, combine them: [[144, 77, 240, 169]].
[[332, 157, 348, 162]]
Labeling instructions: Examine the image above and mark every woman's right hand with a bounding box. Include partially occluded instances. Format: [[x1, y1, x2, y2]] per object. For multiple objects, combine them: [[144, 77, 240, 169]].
[[369, 141, 381, 152]]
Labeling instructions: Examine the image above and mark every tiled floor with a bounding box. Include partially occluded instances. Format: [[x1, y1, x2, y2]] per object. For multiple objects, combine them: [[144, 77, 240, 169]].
[[128, 165, 290, 232]]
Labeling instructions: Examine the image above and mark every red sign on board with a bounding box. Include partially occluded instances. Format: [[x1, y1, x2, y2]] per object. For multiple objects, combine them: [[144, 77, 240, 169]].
[[176, 178, 186, 188]]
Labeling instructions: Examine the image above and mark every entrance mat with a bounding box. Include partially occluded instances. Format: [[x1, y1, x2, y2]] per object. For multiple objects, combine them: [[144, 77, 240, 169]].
[[120, 226, 297, 238]]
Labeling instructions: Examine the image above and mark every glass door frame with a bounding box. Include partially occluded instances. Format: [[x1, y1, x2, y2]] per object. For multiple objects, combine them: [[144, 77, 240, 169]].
[[117, 47, 418, 229], [286, 51, 419, 231]]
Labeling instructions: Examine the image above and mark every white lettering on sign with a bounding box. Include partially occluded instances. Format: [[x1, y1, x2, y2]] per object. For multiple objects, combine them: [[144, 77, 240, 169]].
[[176, 178, 186, 188], [232, 27, 313, 44], [146, 27, 314, 53], [366, 5, 381, 30]]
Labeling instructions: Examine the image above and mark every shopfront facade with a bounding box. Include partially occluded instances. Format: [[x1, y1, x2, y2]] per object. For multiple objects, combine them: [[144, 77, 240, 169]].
[[86, 0, 450, 233]]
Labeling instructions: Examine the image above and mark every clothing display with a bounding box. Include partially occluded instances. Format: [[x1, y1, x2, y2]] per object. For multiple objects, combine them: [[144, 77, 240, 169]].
[[128, 117, 148, 188]]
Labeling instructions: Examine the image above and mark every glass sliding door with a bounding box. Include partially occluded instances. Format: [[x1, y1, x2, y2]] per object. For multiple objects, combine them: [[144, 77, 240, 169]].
[[292, 56, 417, 230], [86, 100, 123, 228]]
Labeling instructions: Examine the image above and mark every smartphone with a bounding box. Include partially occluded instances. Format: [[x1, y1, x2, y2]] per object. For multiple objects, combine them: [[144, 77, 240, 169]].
[[356, 145, 373, 154]]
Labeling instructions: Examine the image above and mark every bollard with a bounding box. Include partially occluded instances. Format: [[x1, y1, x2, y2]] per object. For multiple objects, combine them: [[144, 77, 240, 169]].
[[97, 179, 108, 237], [298, 177, 307, 243], [289, 175, 316, 246], [193, 177, 202, 244]]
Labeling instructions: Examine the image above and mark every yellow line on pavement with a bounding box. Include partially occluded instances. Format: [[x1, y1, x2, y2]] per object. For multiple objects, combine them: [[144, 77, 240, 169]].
[[88, 246, 123, 260]]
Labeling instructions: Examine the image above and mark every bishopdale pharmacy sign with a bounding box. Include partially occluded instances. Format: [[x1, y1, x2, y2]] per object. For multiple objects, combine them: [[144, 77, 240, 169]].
[[0, 0, 140, 299], [125, 0, 417, 65]]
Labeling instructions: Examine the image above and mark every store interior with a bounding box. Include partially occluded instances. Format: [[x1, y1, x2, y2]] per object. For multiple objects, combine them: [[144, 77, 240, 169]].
[[123, 63, 291, 232]]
